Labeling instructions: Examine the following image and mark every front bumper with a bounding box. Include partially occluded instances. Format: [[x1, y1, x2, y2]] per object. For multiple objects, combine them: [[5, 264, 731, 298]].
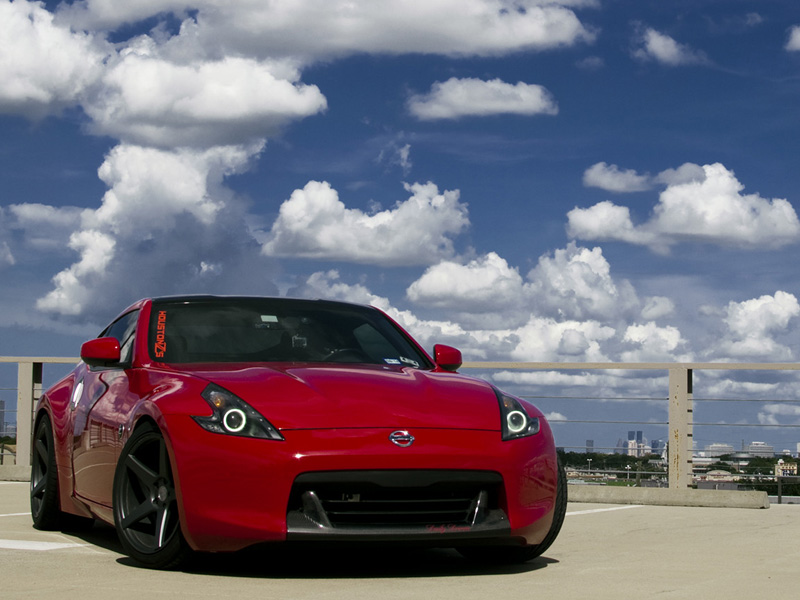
[[164, 417, 558, 552]]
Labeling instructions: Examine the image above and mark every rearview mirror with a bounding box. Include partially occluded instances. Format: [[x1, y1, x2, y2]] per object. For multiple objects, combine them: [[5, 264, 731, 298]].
[[433, 344, 462, 372], [81, 337, 121, 368]]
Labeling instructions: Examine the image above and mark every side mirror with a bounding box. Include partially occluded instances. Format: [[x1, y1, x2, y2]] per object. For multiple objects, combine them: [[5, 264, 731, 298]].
[[81, 337, 121, 368], [433, 344, 462, 372]]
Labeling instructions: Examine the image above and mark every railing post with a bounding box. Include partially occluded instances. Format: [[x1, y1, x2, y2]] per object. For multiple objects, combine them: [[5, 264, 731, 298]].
[[668, 367, 693, 489], [16, 361, 42, 469]]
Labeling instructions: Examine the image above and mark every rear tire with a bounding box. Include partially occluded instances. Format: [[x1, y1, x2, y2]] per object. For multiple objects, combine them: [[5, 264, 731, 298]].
[[30, 416, 62, 530], [458, 456, 567, 564], [113, 422, 190, 570]]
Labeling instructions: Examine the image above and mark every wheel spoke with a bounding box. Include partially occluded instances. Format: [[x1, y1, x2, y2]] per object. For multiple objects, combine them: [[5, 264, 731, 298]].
[[155, 506, 169, 548], [125, 453, 158, 490], [121, 496, 157, 530], [35, 438, 48, 466], [31, 478, 46, 499]]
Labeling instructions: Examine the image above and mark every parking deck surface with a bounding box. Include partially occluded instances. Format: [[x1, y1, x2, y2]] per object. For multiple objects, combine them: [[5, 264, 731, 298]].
[[1, 481, 797, 599]]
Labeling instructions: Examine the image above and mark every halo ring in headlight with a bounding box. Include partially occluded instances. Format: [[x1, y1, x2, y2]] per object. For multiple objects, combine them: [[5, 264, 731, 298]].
[[223, 408, 247, 433], [507, 410, 527, 433]]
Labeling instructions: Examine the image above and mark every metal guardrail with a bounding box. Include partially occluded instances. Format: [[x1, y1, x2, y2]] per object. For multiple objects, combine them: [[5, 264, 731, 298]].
[[2, 357, 800, 491], [0, 356, 78, 470], [461, 361, 800, 490]]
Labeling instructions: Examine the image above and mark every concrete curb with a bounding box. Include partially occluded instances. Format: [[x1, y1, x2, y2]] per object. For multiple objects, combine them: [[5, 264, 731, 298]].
[[568, 484, 770, 509], [0, 466, 30, 482]]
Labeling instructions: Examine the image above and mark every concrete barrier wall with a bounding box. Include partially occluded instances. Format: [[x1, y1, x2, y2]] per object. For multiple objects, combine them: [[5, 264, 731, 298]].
[[567, 484, 770, 509]]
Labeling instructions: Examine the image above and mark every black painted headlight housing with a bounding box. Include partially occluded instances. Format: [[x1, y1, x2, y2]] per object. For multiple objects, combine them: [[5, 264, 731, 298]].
[[193, 384, 284, 440], [495, 388, 540, 441]]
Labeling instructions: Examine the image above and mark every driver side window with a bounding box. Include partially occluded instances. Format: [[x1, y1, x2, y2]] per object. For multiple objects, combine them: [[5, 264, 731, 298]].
[[101, 310, 139, 366]]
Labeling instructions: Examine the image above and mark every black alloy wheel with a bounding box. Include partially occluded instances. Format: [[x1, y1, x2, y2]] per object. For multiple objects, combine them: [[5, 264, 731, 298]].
[[30, 416, 62, 530], [113, 422, 189, 569]]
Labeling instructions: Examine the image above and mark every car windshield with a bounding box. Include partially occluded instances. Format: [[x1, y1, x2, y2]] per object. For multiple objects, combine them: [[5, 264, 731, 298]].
[[148, 298, 432, 368]]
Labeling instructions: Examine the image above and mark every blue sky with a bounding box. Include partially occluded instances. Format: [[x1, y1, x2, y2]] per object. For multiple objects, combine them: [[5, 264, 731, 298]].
[[2, 0, 800, 452]]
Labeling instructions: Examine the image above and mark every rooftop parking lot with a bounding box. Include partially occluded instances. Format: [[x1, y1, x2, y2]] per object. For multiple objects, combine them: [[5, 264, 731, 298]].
[[1, 481, 796, 600]]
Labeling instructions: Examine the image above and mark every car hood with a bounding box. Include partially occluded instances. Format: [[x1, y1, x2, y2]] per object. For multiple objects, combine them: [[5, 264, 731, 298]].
[[180, 363, 501, 431]]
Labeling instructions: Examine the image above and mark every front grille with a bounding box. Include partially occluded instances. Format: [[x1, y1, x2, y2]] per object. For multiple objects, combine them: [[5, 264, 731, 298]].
[[287, 470, 503, 530]]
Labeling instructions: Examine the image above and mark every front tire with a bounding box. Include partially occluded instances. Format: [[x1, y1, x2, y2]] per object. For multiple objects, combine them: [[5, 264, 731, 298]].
[[458, 456, 567, 564], [113, 422, 190, 569]]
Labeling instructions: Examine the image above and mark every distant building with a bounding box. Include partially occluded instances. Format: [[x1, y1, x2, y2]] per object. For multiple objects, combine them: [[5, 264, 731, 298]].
[[748, 441, 774, 458], [0, 400, 5, 437], [705, 443, 735, 457], [586, 439, 594, 453], [774, 460, 797, 477]]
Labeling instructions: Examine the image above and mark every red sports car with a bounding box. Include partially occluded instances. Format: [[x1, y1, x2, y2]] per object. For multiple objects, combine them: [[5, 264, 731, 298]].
[[30, 296, 565, 569]]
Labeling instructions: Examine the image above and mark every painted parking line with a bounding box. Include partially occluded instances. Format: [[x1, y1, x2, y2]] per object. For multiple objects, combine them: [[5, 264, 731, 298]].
[[0, 539, 89, 551], [0, 482, 28, 485], [0, 512, 31, 517], [566, 505, 643, 516]]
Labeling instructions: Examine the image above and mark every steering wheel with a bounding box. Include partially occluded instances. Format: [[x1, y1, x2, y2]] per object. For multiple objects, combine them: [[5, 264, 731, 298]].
[[321, 348, 370, 363]]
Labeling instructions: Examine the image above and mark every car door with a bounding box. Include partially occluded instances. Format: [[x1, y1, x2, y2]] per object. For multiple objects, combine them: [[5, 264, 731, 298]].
[[72, 310, 140, 507]]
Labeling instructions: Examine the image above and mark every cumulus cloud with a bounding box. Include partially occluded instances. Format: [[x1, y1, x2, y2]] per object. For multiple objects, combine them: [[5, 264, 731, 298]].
[[569, 163, 800, 251], [60, 0, 595, 60], [261, 181, 469, 266], [641, 296, 675, 321], [0, 0, 108, 117], [711, 291, 800, 360], [86, 43, 328, 147], [406, 252, 524, 312], [632, 27, 710, 66], [8, 204, 92, 253], [36, 144, 278, 317], [566, 201, 657, 246], [786, 25, 800, 51], [758, 403, 800, 426], [620, 322, 691, 362], [583, 161, 706, 193], [0, 241, 14, 267], [583, 162, 651, 193], [408, 78, 558, 120], [406, 243, 639, 327], [526, 243, 639, 321]]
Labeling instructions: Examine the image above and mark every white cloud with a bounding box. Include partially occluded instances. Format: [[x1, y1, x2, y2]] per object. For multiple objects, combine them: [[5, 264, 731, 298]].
[[86, 44, 327, 147], [632, 27, 710, 66], [0, 241, 14, 267], [786, 25, 800, 51], [583, 162, 651, 192], [641, 296, 675, 321], [526, 242, 639, 321], [261, 181, 469, 266], [653, 163, 706, 186], [408, 78, 558, 120], [758, 403, 800, 426], [566, 201, 657, 246], [0, 0, 108, 117], [712, 291, 800, 360], [569, 163, 800, 251], [407, 252, 524, 312], [8, 204, 90, 252], [36, 143, 278, 317], [583, 162, 707, 193], [61, 1, 595, 60], [406, 243, 640, 328], [620, 322, 690, 362]]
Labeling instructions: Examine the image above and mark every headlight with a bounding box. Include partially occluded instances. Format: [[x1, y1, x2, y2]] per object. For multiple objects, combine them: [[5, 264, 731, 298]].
[[495, 388, 540, 441], [193, 384, 284, 440]]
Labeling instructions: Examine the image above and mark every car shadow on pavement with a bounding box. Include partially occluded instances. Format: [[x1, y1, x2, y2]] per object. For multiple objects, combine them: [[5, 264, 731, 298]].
[[172, 544, 558, 579]]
